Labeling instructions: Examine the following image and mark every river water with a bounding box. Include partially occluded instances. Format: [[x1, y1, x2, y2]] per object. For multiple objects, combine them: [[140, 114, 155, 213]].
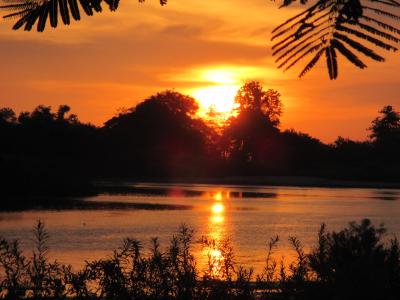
[[1, 183, 399, 274]]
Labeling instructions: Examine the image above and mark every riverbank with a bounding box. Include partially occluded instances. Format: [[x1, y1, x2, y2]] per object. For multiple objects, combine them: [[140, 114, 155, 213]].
[[0, 196, 193, 211], [99, 175, 400, 190], [2, 175, 399, 211]]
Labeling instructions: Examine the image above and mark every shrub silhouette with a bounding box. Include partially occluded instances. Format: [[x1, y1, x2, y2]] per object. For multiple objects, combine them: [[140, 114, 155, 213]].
[[306, 220, 400, 300], [1, 219, 399, 299]]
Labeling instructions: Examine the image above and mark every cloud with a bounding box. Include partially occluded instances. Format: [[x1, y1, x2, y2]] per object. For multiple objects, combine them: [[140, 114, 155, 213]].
[[0, 0, 399, 142]]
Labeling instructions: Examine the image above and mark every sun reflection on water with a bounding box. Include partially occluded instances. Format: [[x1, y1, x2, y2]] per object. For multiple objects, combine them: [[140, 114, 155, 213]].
[[210, 214, 224, 224], [202, 190, 229, 278], [211, 203, 224, 214], [213, 192, 223, 201]]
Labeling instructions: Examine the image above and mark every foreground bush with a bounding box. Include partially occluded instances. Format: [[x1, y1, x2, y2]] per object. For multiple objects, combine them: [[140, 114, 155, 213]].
[[0, 219, 399, 299]]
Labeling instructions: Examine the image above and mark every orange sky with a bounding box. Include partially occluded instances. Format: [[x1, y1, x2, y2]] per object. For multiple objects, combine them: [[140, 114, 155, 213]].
[[0, 0, 399, 142]]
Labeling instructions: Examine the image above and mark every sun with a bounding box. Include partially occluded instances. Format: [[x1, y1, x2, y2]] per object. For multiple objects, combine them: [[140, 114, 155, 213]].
[[201, 69, 236, 84], [182, 65, 273, 121], [192, 85, 238, 114], [189, 68, 241, 118]]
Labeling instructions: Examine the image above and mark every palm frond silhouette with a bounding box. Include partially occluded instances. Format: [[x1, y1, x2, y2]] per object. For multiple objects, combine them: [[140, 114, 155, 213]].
[[273, 0, 400, 79], [1, 0, 399, 79], [0, 0, 166, 32]]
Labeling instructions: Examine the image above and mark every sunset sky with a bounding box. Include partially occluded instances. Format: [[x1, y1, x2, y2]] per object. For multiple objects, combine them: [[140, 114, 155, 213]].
[[0, 0, 399, 142]]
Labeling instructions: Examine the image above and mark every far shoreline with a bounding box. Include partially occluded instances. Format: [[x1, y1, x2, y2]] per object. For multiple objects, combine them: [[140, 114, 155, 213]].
[[97, 175, 400, 190], [1, 175, 399, 212]]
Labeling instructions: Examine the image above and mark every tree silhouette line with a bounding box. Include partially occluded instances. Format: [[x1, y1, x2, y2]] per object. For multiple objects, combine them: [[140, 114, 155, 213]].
[[1, 0, 399, 78], [1, 81, 399, 197]]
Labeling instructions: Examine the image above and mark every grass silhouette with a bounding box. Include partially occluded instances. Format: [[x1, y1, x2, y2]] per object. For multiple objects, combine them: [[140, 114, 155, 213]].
[[1, 219, 399, 299]]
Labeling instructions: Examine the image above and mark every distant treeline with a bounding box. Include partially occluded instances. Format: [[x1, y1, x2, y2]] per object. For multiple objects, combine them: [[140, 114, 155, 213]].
[[1, 81, 400, 196], [0, 219, 399, 300]]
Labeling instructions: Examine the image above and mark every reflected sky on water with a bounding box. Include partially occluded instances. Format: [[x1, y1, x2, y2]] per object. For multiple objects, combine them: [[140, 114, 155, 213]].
[[1, 183, 400, 273]]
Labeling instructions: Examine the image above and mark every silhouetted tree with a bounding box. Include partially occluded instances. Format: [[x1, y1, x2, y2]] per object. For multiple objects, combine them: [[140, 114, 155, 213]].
[[203, 106, 228, 133], [56, 104, 70, 120], [370, 105, 400, 142], [0, 107, 16, 124], [329, 136, 374, 180], [234, 81, 283, 126], [367, 105, 400, 177], [2, 96, 400, 197], [222, 82, 284, 174], [103, 90, 218, 177], [281, 129, 328, 175], [333, 136, 372, 163], [0, 107, 18, 157], [0, 105, 98, 197]]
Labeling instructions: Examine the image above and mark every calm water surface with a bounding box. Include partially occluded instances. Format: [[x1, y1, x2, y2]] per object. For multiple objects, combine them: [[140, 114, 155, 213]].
[[1, 183, 400, 273]]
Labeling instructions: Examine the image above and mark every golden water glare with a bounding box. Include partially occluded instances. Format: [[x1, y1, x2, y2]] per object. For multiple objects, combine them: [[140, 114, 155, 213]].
[[202, 191, 230, 277]]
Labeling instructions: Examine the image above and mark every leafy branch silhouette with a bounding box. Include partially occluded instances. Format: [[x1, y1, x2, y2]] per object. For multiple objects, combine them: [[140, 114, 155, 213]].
[[0, 0, 166, 32], [273, 0, 400, 79], [0, 0, 399, 79]]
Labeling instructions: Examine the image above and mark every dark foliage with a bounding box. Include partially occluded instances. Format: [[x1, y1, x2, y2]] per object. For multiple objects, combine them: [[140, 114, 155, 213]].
[[370, 105, 400, 141], [280, 129, 330, 175], [101, 90, 219, 178], [273, 0, 400, 79], [0, 0, 167, 32], [222, 110, 283, 175], [305, 219, 400, 300], [1, 1, 399, 78], [220, 81, 284, 175], [233, 82, 283, 126], [0, 219, 399, 299], [0, 104, 97, 199], [1, 85, 400, 204]]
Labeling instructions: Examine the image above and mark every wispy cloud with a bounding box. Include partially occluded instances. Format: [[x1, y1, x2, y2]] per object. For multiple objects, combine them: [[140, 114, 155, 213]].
[[0, 0, 399, 141]]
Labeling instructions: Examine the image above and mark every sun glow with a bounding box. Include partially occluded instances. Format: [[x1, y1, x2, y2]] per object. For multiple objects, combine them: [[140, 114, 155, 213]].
[[174, 65, 273, 122], [203, 190, 227, 278], [192, 85, 238, 115], [201, 70, 237, 84], [211, 203, 224, 214], [213, 192, 223, 201], [189, 68, 243, 118]]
